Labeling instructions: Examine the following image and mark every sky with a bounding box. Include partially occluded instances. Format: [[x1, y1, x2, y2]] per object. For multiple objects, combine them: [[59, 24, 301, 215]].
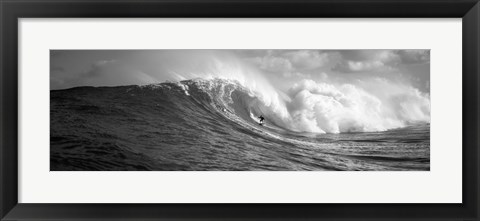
[[50, 49, 430, 93]]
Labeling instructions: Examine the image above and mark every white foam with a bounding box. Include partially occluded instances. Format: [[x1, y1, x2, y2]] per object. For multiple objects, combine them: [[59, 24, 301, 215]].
[[284, 79, 430, 133], [176, 82, 190, 96], [165, 55, 430, 134]]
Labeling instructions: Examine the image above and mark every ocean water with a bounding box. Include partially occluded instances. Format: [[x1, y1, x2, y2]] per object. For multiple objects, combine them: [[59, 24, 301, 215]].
[[50, 79, 430, 171]]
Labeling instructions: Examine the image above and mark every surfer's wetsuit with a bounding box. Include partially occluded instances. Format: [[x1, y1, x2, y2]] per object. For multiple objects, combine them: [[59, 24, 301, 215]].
[[258, 115, 265, 123]]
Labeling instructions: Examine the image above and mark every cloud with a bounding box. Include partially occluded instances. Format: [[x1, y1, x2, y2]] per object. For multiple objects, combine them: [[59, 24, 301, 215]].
[[242, 49, 429, 77], [50, 51, 63, 58], [334, 50, 399, 73], [81, 59, 157, 86], [247, 54, 293, 73], [83, 59, 117, 77], [51, 66, 65, 73], [397, 50, 430, 64], [283, 50, 331, 70], [50, 66, 68, 89], [50, 59, 157, 88], [346, 60, 386, 72], [243, 50, 335, 77], [333, 50, 429, 73]]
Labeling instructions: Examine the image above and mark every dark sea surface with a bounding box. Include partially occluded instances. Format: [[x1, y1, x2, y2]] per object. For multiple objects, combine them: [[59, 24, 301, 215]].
[[50, 79, 430, 171]]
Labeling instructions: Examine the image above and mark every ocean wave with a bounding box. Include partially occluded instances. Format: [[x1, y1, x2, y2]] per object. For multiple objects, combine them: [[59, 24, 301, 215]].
[[50, 79, 430, 171], [147, 78, 430, 134], [52, 77, 430, 135]]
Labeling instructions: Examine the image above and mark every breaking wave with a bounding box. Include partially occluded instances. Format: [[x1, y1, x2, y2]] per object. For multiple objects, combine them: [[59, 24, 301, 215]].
[[50, 78, 430, 171], [157, 77, 430, 134]]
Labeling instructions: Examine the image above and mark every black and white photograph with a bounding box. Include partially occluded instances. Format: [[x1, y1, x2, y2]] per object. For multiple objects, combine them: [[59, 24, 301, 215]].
[[50, 49, 430, 171]]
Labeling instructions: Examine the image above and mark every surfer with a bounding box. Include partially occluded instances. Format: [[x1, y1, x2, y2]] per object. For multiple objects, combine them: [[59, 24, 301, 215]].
[[258, 115, 265, 124]]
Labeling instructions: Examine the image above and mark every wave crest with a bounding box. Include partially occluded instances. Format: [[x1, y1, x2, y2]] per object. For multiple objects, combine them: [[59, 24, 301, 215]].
[[155, 78, 430, 134]]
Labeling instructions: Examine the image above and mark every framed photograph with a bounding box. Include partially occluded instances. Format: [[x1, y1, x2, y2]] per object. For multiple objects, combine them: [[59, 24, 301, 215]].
[[1, 0, 479, 220]]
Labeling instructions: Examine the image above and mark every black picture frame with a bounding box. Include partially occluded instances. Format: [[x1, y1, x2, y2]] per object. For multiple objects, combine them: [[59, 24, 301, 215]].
[[1, 0, 479, 220]]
